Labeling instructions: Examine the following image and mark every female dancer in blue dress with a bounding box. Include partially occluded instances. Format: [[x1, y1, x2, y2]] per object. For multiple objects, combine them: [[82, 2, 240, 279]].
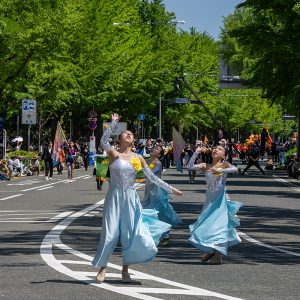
[[92, 113, 183, 283], [141, 145, 182, 245], [187, 145, 244, 264]]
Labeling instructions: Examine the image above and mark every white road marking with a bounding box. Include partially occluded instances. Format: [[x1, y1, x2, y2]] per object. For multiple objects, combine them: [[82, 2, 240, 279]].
[[226, 192, 300, 257], [41, 199, 244, 300], [21, 175, 89, 192], [7, 179, 41, 186], [37, 186, 54, 191], [0, 194, 23, 201], [0, 216, 53, 220], [46, 211, 74, 223], [272, 175, 300, 192], [237, 231, 300, 257]]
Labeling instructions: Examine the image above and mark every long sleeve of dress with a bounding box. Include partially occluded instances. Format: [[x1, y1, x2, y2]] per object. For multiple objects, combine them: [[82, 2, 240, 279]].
[[142, 165, 173, 193], [218, 165, 238, 174], [101, 120, 116, 153], [187, 151, 200, 171]]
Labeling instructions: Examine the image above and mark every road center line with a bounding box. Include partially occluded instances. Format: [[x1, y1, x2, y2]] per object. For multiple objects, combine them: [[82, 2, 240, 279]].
[[0, 194, 23, 201]]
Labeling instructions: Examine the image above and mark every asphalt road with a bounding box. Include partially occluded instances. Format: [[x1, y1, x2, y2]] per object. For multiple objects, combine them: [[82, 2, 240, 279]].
[[0, 161, 299, 300]]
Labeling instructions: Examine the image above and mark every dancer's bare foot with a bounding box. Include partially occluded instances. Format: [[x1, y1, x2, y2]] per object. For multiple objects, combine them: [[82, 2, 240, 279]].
[[122, 265, 131, 283], [208, 251, 222, 264], [159, 237, 171, 246], [96, 267, 106, 282], [207, 256, 222, 264], [200, 252, 214, 262]]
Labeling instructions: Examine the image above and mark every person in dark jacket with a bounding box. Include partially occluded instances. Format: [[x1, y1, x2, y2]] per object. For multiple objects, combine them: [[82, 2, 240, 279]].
[[82, 144, 90, 171], [42, 141, 54, 180], [241, 143, 265, 175]]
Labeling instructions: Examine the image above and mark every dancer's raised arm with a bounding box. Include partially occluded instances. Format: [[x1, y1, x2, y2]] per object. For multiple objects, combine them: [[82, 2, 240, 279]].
[[139, 155, 183, 196], [101, 113, 121, 159]]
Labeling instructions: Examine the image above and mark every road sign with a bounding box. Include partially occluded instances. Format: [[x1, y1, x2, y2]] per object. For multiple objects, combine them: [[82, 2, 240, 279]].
[[88, 121, 97, 130], [139, 114, 145, 120], [219, 134, 223, 138], [0, 115, 3, 130], [88, 118, 97, 121], [22, 100, 36, 124], [176, 98, 189, 104], [88, 110, 97, 118], [249, 120, 255, 124]]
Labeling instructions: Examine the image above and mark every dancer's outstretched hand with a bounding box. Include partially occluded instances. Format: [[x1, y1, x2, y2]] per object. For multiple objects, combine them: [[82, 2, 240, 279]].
[[172, 188, 183, 196], [111, 113, 122, 123], [196, 146, 206, 153]]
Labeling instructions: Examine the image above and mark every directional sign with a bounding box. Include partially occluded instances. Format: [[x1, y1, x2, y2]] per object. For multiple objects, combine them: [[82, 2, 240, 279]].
[[88, 110, 97, 118], [248, 120, 255, 124], [176, 98, 189, 104], [88, 121, 97, 130], [88, 118, 97, 121], [0, 115, 3, 130], [139, 114, 145, 121], [22, 100, 36, 124]]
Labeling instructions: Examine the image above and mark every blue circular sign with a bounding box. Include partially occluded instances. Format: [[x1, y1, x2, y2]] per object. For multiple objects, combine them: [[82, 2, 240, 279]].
[[219, 133, 223, 138], [139, 113, 145, 120], [88, 121, 97, 130]]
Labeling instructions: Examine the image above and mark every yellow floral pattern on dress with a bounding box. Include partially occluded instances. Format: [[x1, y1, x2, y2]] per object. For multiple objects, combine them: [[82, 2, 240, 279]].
[[149, 164, 155, 170], [104, 125, 109, 129], [215, 168, 224, 177], [130, 158, 142, 171]]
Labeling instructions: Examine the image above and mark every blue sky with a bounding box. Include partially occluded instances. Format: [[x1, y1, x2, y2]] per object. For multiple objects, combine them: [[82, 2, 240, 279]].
[[162, 0, 242, 40]]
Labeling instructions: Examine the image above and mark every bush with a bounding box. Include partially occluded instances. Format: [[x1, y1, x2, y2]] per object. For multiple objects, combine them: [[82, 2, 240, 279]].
[[284, 146, 297, 160]]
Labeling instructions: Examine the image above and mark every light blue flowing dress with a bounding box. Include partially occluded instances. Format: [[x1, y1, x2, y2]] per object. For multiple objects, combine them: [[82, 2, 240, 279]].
[[141, 163, 182, 239], [187, 152, 244, 255], [92, 120, 174, 268]]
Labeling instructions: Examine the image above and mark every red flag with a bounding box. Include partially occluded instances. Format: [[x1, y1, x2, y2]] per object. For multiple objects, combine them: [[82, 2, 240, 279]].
[[266, 124, 273, 147], [204, 135, 208, 144]]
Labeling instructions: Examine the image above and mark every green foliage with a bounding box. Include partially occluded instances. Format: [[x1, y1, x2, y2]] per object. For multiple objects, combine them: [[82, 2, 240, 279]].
[[284, 145, 297, 160], [0, 0, 289, 143], [219, 1, 300, 114]]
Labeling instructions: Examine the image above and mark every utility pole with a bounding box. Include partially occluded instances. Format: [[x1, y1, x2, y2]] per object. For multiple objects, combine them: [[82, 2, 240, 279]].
[[159, 94, 162, 139]]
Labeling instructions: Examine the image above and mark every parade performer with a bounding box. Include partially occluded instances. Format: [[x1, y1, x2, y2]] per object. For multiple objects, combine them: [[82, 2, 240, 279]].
[[67, 141, 77, 183], [141, 145, 182, 246], [241, 143, 265, 175], [92, 113, 183, 283], [93, 142, 107, 191], [187, 145, 243, 264]]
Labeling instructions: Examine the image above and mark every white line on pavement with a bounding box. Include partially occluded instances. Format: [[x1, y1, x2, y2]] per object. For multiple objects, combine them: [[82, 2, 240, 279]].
[[46, 211, 74, 223], [21, 175, 89, 192], [0, 194, 23, 201], [237, 231, 300, 257], [226, 192, 300, 257], [37, 186, 54, 191], [40, 199, 244, 300], [272, 175, 300, 192]]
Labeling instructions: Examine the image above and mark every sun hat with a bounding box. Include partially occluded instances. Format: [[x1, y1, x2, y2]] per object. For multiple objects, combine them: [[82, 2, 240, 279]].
[[32, 155, 38, 159], [0, 159, 7, 165]]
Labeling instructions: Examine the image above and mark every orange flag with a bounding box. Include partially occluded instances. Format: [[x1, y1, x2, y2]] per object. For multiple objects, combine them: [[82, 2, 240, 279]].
[[204, 135, 208, 144]]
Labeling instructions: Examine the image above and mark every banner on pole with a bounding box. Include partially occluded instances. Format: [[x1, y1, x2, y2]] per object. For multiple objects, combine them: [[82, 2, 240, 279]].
[[52, 121, 66, 167], [172, 127, 186, 173]]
